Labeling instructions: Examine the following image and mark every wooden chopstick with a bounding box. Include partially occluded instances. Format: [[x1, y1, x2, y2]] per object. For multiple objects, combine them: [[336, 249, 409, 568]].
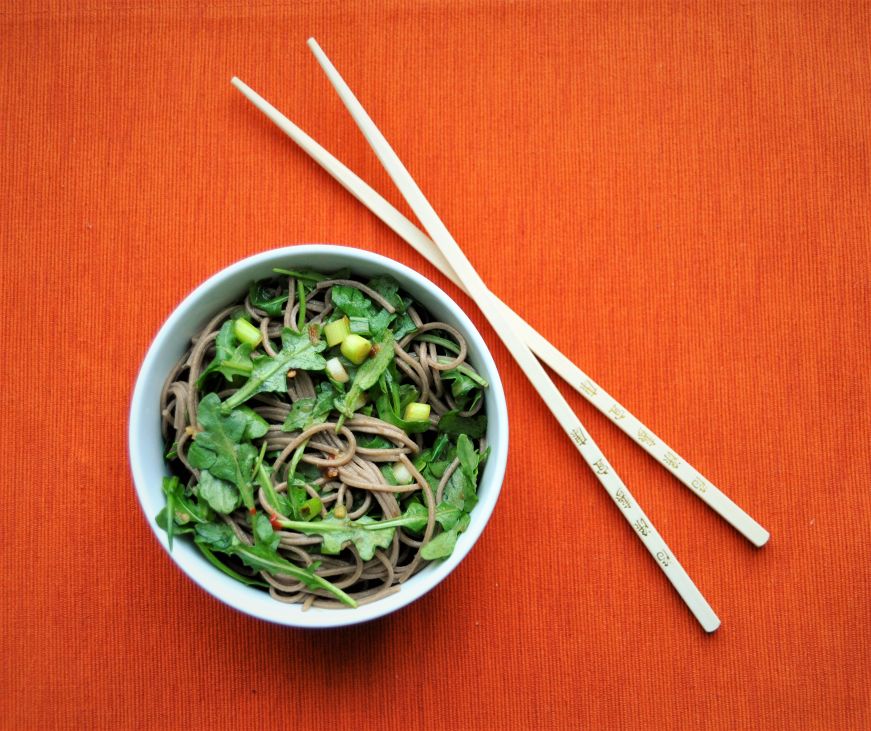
[[303, 38, 721, 632], [230, 76, 770, 548]]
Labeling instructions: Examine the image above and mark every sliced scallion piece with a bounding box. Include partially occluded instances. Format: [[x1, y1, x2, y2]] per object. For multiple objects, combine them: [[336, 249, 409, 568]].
[[233, 318, 262, 348], [341, 333, 372, 365]]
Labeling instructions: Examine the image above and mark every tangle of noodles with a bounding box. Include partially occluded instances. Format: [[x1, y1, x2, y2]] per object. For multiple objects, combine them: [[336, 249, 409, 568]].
[[159, 270, 488, 609]]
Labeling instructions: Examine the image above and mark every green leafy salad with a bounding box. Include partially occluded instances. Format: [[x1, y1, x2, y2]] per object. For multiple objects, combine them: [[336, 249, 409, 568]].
[[158, 268, 489, 609]]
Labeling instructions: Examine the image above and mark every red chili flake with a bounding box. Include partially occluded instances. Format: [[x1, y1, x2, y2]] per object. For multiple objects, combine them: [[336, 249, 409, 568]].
[[269, 514, 283, 530], [248, 507, 257, 515], [308, 324, 320, 344], [369, 344, 380, 358]]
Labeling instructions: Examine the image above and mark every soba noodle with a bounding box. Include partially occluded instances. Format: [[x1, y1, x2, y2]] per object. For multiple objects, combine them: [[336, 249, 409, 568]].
[[159, 270, 488, 609]]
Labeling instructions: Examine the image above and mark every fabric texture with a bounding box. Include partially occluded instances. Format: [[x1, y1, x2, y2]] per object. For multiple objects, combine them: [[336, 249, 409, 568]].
[[1, 2, 868, 729]]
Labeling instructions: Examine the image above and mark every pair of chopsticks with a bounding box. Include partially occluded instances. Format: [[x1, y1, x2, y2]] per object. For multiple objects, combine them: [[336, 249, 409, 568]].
[[231, 38, 769, 632]]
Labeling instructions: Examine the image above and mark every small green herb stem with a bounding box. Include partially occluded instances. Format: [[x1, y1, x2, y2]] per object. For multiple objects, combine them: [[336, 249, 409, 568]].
[[222, 361, 283, 412], [233, 545, 357, 607], [166, 488, 175, 550], [416, 334, 462, 354], [296, 280, 306, 331], [288, 440, 308, 480], [437, 358, 489, 387], [254, 443, 284, 514]]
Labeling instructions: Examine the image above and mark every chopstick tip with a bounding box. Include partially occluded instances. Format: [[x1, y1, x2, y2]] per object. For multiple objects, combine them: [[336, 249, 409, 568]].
[[753, 529, 771, 548]]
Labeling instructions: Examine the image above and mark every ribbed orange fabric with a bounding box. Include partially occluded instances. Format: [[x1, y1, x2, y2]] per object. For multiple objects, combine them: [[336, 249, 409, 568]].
[[1, 2, 868, 729]]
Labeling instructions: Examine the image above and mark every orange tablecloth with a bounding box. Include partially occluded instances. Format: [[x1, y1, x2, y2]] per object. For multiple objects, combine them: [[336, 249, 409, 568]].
[[2, 2, 868, 729]]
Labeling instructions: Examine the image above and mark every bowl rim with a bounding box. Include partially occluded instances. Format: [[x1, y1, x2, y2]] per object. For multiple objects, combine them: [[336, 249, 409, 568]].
[[128, 243, 508, 628]]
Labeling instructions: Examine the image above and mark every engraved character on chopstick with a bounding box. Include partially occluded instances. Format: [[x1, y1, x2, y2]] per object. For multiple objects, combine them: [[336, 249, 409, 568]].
[[656, 551, 672, 567], [579, 379, 599, 397], [608, 403, 627, 420], [637, 428, 657, 448], [691, 477, 708, 494], [615, 488, 632, 510], [569, 426, 589, 446], [663, 451, 681, 470], [634, 518, 651, 536]]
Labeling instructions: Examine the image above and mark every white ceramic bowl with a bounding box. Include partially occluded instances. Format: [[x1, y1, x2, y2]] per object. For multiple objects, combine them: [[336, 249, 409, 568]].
[[129, 244, 508, 628]]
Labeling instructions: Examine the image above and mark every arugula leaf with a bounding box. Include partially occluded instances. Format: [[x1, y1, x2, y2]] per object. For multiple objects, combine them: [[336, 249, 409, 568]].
[[236, 406, 269, 440], [194, 540, 269, 588], [253, 446, 291, 517], [414, 434, 454, 489], [330, 285, 396, 336], [337, 330, 395, 418], [443, 461, 474, 514], [366, 275, 407, 312], [160, 476, 181, 548], [253, 512, 280, 551], [156, 476, 203, 549], [221, 328, 326, 411], [158, 476, 212, 529], [330, 286, 374, 318], [277, 512, 395, 561], [456, 434, 480, 484], [437, 410, 487, 438], [194, 521, 356, 607], [285, 477, 312, 520], [194, 521, 236, 550], [249, 281, 289, 316], [375, 392, 431, 434], [156, 506, 195, 533], [281, 383, 334, 432], [197, 469, 240, 514], [357, 435, 394, 449], [442, 435, 488, 515], [197, 321, 253, 385], [420, 529, 459, 560], [363, 500, 465, 534], [369, 309, 395, 336], [187, 393, 257, 509], [439, 360, 488, 410], [441, 369, 480, 400], [392, 313, 417, 340], [378, 361, 401, 414]]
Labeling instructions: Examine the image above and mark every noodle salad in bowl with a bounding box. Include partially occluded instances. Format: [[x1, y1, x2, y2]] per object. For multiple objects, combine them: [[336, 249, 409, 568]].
[[129, 245, 507, 627]]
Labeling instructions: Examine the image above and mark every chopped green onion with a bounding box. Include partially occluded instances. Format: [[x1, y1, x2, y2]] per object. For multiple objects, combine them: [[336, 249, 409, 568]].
[[233, 318, 262, 348], [341, 334, 372, 365], [349, 316, 371, 336], [403, 402, 431, 422], [325, 357, 349, 383], [324, 316, 351, 346], [299, 497, 323, 521], [391, 461, 414, 485]]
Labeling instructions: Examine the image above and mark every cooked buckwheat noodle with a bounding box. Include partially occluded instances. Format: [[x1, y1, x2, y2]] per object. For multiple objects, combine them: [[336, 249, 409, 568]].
[[160, 274, 486, 609]]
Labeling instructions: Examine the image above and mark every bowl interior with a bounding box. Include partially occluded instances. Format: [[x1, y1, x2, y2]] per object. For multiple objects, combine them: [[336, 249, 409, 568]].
[[129, 244, 508, 628]]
